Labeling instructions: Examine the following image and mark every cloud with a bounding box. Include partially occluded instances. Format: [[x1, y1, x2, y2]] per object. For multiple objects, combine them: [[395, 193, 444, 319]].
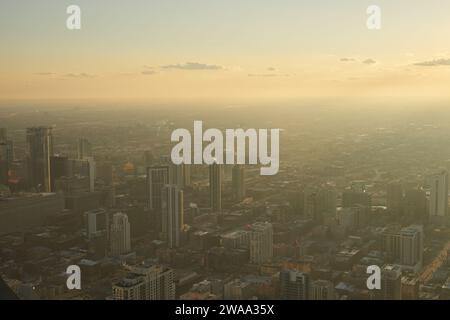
[[35, 72, 55, 76], [413, 58, 450, 67], [161, 62, 223, 70], [141, 70, 156, 75], [248, 73, 290, 77], [362, 59, 377, 65], [340, 58, 356, 62], [63, 73, 95, 78]]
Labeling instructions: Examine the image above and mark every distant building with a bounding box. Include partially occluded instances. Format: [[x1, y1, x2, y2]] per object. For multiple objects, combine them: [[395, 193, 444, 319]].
[[113, 264, 175, 300], [110, 212, 131, 256], [427, 171, 449, 222], [378, 264, 402, 300], [310, 279, 335, 300], [26, 127, 53, 192], [209, 163, 222, 211], [249, 222, 273, 264], [146, 166, 169, 231], [162, 185, 184, 248], [85, 208, 109, 240], [232, 165, 245, 202], [77, 138, 92, 159], [382, 225, 423, 272], [280, 269, 310, 300]]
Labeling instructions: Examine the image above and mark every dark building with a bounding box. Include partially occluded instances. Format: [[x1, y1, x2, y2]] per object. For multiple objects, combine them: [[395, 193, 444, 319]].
[[50, 155, 69, 192], [26, 127, 53, 192]]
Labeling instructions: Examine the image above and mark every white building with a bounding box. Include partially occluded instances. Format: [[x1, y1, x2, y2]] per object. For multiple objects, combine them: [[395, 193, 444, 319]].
[[110, 212, 131, 256], [249, 222, 273, 264]]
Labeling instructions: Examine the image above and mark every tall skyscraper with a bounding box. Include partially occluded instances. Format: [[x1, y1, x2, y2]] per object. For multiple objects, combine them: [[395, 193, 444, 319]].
[[280, 269, 310, 300], [249, 222, 273, 264], [26, 127, 53, 192], [113, 263, 175, 300], [209, 163, 222, 211], [232, 165, 245, 202], [147, 166, 169, 231], [77, 138, 92, 159], [110, 212, 131, 256], [162, 185, 184, 248], [427, 171, 449, 222], [0, 130, 9, 185], [169, 164, 190, 188]]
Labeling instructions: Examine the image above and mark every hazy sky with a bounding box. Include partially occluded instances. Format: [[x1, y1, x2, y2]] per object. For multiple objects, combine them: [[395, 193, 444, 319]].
[[1, 0, 450, 104]]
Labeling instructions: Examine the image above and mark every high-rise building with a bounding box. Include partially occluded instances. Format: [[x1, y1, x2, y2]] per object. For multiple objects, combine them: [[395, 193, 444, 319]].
[[249, 222, 273, 264], [0, 128, 6, 143], [379, 264, 402, 300], [0, 140, 8, 185], [169, 164, 190, 188], [399, 225, 423, 268], [26, 127, 53, 192], [280, 269, 310, 300], [310, 280, 335, 300], [427, 171, 449, 222], [209, 163, 222, 211], [113, 263, 175, 300], [50, 155, 69, 192], [85, 208, 109, 240], [147, 166, 169, 210], [110, 212, 131, 256], [147, 166, 169, 232], [162, 185, 184, 248], [69, 158, 96, 192], [382, 224, 423, 271], [77, 138, 92, 159], [232, 165, 245, 202]]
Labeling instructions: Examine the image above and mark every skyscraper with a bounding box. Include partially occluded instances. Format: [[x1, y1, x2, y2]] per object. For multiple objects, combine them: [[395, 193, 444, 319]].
[[232, 165, 245, 202], [280, 269, 310, 300], [249, 222, 273, 264], [0, 132, 8, 185], [209, 162, 222, 211], [427, 171, 449, 222], [162, 185, 184, 248], [146, 166, 169, 231], [26, 127, 53, 192], [169, 164, 190, 189], [77, 138, 92, 159], [110, 212, 131, 256]]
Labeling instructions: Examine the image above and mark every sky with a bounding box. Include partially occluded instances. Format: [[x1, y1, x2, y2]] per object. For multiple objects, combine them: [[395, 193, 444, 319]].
[[1, 0, 450, 104]]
